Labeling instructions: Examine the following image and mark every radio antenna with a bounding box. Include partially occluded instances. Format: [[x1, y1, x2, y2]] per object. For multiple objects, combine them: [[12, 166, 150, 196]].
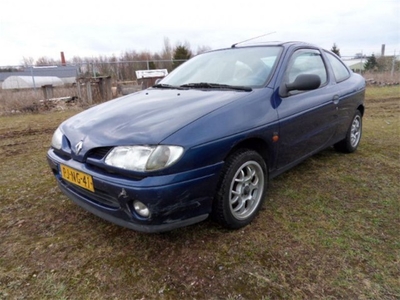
[[231, 31, 277, 48]]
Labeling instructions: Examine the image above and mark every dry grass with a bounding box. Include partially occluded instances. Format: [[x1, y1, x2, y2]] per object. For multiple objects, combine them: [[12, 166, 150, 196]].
[[0, 87, 78, 114], [363, 71, 400, 84], [0, 86, 399, 299]]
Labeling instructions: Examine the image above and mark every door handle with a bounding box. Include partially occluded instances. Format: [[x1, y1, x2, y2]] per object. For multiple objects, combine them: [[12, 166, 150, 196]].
[[333, 95, 340, 104]]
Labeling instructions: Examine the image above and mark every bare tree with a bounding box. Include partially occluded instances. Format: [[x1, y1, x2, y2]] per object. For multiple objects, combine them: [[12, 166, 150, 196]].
[[35, 56, 58, 66], [21, 56, 34, 67], [15, 38, 211, 80], [196, 45, 212, 55], [159, 37, 173, 71], [161, 37, 173, 60]]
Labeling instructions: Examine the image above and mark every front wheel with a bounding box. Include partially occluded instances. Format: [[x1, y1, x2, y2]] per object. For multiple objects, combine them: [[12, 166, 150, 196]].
[[334, 110, 362, 153], [212, 149, 267, 229]]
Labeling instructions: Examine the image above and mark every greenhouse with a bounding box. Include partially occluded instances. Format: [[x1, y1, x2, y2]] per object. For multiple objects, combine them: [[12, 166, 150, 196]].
[[2, 76, 64, 89]]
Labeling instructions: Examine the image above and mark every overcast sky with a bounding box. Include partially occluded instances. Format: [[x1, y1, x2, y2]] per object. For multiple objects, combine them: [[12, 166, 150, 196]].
[[0, 0, 399, 66]]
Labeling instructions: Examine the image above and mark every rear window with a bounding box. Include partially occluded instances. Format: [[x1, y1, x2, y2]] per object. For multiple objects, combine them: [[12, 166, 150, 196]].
[[325, 52, 350, 82]]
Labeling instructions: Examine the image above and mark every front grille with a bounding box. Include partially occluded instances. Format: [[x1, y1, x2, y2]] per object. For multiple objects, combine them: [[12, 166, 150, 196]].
[[62, 180, 120, 209], [87, 147, 113, 160], [54, 149, 72, 160]]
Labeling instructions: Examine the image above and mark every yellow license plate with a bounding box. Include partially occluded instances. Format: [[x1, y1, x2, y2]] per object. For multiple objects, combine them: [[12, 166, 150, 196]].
[[60, 164, 94, 192]]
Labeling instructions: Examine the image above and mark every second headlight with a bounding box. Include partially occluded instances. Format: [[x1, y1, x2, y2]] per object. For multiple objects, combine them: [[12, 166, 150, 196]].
[[105, 145, 184, 172]]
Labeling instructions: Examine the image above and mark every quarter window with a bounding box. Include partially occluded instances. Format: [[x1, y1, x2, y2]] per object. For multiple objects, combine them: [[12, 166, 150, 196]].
[[325, 52, 350, 82]]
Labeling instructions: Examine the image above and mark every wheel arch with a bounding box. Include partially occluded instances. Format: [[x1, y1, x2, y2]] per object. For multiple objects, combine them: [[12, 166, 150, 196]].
[[225, 137, 272, 173], [357, 104, 365, 116]]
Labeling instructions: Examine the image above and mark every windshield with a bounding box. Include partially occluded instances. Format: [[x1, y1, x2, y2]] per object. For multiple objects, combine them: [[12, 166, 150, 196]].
[[159, 46, 282, 88]]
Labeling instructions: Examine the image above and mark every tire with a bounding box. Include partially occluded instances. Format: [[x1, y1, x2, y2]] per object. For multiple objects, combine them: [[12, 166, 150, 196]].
[[212, 149, 267, 229], [334, 110, 362, 153]]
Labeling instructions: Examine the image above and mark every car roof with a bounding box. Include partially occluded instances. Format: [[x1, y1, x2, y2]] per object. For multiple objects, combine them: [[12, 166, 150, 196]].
[[231, 41, 317, 48]]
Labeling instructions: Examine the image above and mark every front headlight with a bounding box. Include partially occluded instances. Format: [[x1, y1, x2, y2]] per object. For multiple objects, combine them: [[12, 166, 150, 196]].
[[51, 128, 63, 149], [104, 145, 184, 172]]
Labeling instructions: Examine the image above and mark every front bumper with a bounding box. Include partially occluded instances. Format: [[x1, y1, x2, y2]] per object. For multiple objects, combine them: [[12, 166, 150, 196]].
[[47, 149, 222, 233]]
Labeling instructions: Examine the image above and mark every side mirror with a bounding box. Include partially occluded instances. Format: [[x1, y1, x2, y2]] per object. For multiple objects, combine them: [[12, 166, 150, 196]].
[[280, 74, 321, 97], [286, 74, 321, 92], [155, 78, 162, 84]]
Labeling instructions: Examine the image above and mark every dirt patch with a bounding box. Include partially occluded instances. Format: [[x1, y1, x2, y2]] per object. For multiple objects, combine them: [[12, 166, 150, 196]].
[[0, 127, 55, 139]]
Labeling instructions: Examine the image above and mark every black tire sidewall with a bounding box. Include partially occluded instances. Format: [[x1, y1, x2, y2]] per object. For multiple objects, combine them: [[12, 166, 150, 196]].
[[214, 149, 268, 229]]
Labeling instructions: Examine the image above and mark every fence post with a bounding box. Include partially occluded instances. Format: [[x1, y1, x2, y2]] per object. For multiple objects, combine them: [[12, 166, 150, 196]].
[[30, 67, 37, 93], [391, 52, 396, 78], [76, 79, 82, 104], [42, 85, 54, 99], [86, 79, 93, 105], [98, 76, 112, 102]]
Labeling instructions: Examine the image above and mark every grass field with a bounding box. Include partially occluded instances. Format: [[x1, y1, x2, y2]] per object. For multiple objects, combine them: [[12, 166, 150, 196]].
[[0, 86, 399, 299]]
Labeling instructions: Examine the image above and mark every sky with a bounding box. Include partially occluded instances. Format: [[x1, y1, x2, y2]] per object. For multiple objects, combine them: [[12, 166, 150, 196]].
[[0, 0, 399, 66]]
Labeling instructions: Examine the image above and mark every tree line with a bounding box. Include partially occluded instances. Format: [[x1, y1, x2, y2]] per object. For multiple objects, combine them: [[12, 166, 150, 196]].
[[363, 54, 399, 72], [1, 41, 397, 79], [0, 38, 210, 81]]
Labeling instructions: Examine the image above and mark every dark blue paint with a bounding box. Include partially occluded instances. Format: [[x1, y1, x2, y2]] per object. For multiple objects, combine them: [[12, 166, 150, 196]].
[[47, 41, 365, 232]]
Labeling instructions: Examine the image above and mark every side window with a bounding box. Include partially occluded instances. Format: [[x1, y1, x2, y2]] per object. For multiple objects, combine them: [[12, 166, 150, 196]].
[[325, 52, 350, 82], [285, 49, 328, 88]]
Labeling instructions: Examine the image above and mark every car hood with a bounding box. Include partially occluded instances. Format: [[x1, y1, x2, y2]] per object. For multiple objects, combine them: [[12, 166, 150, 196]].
[[60, 89, 251, 153]]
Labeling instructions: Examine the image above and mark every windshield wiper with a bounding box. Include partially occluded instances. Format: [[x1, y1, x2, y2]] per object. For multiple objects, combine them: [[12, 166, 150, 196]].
[[152, 83, 187, 90], [180, 82, 252, 92]]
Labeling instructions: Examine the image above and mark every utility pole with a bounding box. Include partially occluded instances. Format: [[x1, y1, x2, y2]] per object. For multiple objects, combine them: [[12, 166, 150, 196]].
[[30, 66, 37, 93], [391, 50, 396, 78]]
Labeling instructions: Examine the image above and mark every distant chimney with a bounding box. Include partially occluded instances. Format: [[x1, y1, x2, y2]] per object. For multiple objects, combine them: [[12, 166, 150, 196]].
[[381, 44, 385, 56], [61, 51, 66, 66]]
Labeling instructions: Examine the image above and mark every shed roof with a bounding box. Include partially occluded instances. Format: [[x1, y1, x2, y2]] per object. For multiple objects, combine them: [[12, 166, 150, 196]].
[[0, 66, 78, 82]]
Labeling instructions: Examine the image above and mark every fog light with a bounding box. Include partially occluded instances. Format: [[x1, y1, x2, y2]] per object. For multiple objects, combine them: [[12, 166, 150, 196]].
[[133, 201, 150, 218]]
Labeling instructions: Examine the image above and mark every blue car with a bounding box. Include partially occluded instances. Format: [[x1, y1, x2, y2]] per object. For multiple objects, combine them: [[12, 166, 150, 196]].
[[47, 41, 365, 232]]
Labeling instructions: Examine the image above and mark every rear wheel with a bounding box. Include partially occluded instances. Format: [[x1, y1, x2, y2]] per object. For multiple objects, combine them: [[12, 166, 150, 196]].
[[213, 149, 267, 229], [334, 110, 362, 153]]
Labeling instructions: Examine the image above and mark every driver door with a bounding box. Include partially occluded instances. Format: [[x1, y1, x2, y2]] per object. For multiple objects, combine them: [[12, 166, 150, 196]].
[[275, 48, 338, 169]]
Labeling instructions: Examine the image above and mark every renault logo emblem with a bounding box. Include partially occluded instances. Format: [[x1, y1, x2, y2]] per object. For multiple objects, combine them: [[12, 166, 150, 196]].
[[75, 141, 83, 155]]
